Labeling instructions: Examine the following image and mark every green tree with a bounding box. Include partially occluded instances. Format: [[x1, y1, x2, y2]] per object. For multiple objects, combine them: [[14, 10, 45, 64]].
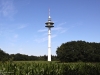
[[56, 40, 100, 62], [0, 48, 9, 61]]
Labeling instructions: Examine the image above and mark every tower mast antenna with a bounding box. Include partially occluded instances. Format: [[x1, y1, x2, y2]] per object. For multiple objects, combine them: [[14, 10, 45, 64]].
[[45, 9, 54, 61], [49, 8, 51, 18]]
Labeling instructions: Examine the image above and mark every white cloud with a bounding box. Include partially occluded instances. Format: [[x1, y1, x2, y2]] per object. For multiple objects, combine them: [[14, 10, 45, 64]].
[[38, 29, 47, 32], [51, 34, 57, 38], [0, 0, 17, 19], [33, 37, 47, 43], [52, 27, 63, 31], [58, 22, 67, 26], [34, 34, 57, 43], [60, 30, 67, 34], [18, 25, 27, 29]]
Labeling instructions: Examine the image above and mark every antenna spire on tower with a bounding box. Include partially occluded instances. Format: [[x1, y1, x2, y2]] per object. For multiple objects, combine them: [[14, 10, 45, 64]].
[[49, 8, 51, 18]]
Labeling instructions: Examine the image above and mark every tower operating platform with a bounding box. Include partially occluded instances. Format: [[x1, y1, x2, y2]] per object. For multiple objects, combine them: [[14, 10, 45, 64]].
[[45, 9, 54, 28]]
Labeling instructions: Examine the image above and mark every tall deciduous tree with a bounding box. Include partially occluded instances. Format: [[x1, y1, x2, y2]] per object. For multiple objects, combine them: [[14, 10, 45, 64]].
[[56, 40, 100, 62]]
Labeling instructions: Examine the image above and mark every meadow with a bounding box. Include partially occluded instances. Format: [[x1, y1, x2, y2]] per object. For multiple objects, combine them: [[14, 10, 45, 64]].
[[0, 61, 100, 75]]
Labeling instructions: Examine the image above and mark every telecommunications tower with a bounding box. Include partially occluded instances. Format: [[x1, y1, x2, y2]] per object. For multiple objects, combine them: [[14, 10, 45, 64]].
[[45, 9, 54, 61]]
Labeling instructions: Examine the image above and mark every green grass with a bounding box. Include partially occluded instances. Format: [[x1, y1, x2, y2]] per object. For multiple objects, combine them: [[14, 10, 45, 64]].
[[0, 61, 100, 75]]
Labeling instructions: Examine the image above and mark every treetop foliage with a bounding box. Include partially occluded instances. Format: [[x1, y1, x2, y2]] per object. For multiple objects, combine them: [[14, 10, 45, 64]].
[[56, 40, 100, 62]]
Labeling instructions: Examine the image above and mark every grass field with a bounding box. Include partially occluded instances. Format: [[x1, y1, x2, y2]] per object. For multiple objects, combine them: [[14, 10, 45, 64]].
[[0, 61, 100, 75]]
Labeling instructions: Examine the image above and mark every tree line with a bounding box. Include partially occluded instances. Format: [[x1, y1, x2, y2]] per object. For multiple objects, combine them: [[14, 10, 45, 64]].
[[56, 40, 100, 62], [0, 48, 57, 61], [0, 40, 100, 62]]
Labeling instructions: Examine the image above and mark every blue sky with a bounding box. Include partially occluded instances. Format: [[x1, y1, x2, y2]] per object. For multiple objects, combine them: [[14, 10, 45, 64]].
[[0, 0, 100, 56]]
